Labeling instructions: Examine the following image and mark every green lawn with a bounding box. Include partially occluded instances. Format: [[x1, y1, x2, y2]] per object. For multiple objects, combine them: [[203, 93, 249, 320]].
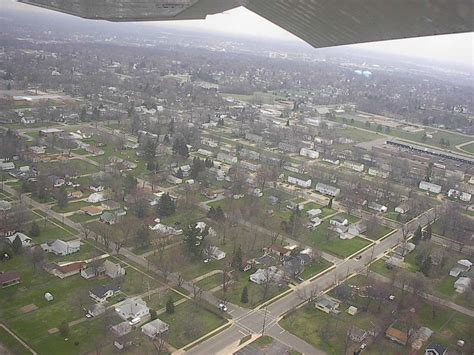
[[214, 271, 287, 308], [143, 289, 185, 311], [299, 259, 333, 280], [363, 225, 394, 240], [0, 327, 31, 355], [302, 219, 372, 258], [460, 142, 474, 154], [68, 213, 98, 223], [157, 301, 226, 348], [51, 200, 94, 213], [196, 273, 223, 290]]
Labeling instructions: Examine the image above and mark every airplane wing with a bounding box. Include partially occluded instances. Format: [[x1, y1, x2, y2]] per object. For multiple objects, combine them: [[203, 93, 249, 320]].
[[18, 0, 474, 48]]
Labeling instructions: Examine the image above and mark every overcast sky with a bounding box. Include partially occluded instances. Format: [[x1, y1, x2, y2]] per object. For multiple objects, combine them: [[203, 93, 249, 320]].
[[3, 0, 473, 67]]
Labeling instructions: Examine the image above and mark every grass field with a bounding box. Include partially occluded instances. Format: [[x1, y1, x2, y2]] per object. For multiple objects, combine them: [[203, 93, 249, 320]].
[[196, 273, 223, 290], [0, 327, 31, 355], [157, 301, 226, 348], [51, 200, 93, 213]]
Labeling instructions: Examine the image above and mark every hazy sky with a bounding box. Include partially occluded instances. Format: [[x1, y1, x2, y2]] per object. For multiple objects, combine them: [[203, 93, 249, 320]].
[[3, 0, 473, 67]]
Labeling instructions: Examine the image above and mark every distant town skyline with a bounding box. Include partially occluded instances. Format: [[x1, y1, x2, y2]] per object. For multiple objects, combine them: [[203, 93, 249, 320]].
[[2, 0, 473, 67]]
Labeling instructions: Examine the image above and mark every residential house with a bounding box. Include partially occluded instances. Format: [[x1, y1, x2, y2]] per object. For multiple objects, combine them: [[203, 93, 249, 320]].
[[167, 175, 183, 185], [385, 255, 405, 268], [6, 232, 32, 247], [264, 244, 291, 257], [449, 259, 472, 277], [394, 242, 416, 258], [368, 167, 389, 179], [419, 181, 442, 194], [0, 271, 20, 288], [141, 319, 169, 339], [81, 206, 103, 216], [385, 323, 409, 345], [315, 183, 340, 197], [115, 298, 150, 320], [100, 211, 117, 225], [425, 343, 447, 355], [314, 297, 340, 314], [308, 217, 322, 230], [282, 254, 310, 277], [250, 266, 283, 285], [104, 260, 126, 279], [90, 184, 104, 192], [368, 201, 387, 213], [50, 261, 86, 278], [342, 161, 364, 172], [89, 284, 121, 303], [80, 264, 105, 279], [87, 192, 107, 203], [395, 201, 411, 214], [41, 239, 80, 256], [205, 246, 226, 260], [454, 277, 471, 293], [0, 161, 15, 171], [348, 327, 368, 343], [0, 200, 12, 212], [111, 321, 133, 337], [348, 222, 367, 237], [299, 147, 319, 159], [307, 209, 322, 218], [101, 200, 121, 210], [287, 176, 312, 188], [330, 216, 348, 227]]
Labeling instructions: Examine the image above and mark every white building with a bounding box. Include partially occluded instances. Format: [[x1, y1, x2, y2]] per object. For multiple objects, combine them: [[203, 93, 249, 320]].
[[299, 148, 319, 159], [115, 298, 150, 320], [368, 168, 389, 179], [87, 192, 107, 203], [419, 181, 442, 194], [41, 239, 80, 256], [288, 176, 312, 188], [142, 318, 169, 339], [342, 161, 365, 172], [104, 260, 126, 279], [368, 201, 387, 213], [197, 148, 213, 157], [315, 183, 340, 197], [217, 152, 238, 164], [6, 232, 32, 247], [454, 277, 471, 293], [250, 266, 283, 285]]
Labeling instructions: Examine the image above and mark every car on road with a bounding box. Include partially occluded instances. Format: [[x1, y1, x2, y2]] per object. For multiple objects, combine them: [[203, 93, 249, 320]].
[[355, 255, 362, 260], [218, 302, 228, 312]]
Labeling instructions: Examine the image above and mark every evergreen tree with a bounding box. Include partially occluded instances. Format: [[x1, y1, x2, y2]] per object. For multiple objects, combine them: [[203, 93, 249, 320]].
[[7, 82, 12, 90], [420, 255, 432, 276], [176, 168, 184, 179], [172, 137, 189, 158], [240, 286, 249, 304], [59, 321, 70, 338], [424, 223, 432, 240], [30, 221, 40, 237], [11, 236, 23, 254], [184, 224, 203, 256], [166, 297, 175, 314], [124, 173, 138, 195], [157, 193, 175, 217], [57, 186, 68, 209], [143, 139, 157, 162], [327, 198, 333, 209], [412, 225, 422, 245], [150, 309, 158, 320], [232, 246, 243, 270], [135, 226, 150, 247]]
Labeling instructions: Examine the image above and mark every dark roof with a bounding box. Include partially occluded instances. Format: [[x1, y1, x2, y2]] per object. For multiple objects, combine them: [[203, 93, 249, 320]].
[[90, 284, 120, 298], [426, 343, 447, 354], [0, 271, 20, 284]]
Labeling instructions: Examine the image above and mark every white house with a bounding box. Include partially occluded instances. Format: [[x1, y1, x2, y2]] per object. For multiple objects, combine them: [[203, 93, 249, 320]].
[[330, 216, 348, 227], [42, 239, 80, 256], [197, 148, 213, 157], [449, 260, 472, 277], [250, 266, 283, 285], [342, 161, 364, 172], [368, 168, 389, 179], [315, 183, 340, 197], [115, 298, 150, 320], [299, 148, 319, 159], [7, 232, 32, 247], [89, 284, 121, 303], [217, 152, 238, 164], [87, 192, 107, 203], [308, 217, 322, 230], [206, 246, 226, 260], [104, 260, 126, 279], [0, 200, 12, 212], [419, 181, 442, 194], [167, 175, 183, 185], [368, 201, 387, 213], [288, 176, 312, 188], [307, 209, 322, 218], [454, 277, 471, 293], [141, 318, 169, 339], [395, 201, 411, 214]]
